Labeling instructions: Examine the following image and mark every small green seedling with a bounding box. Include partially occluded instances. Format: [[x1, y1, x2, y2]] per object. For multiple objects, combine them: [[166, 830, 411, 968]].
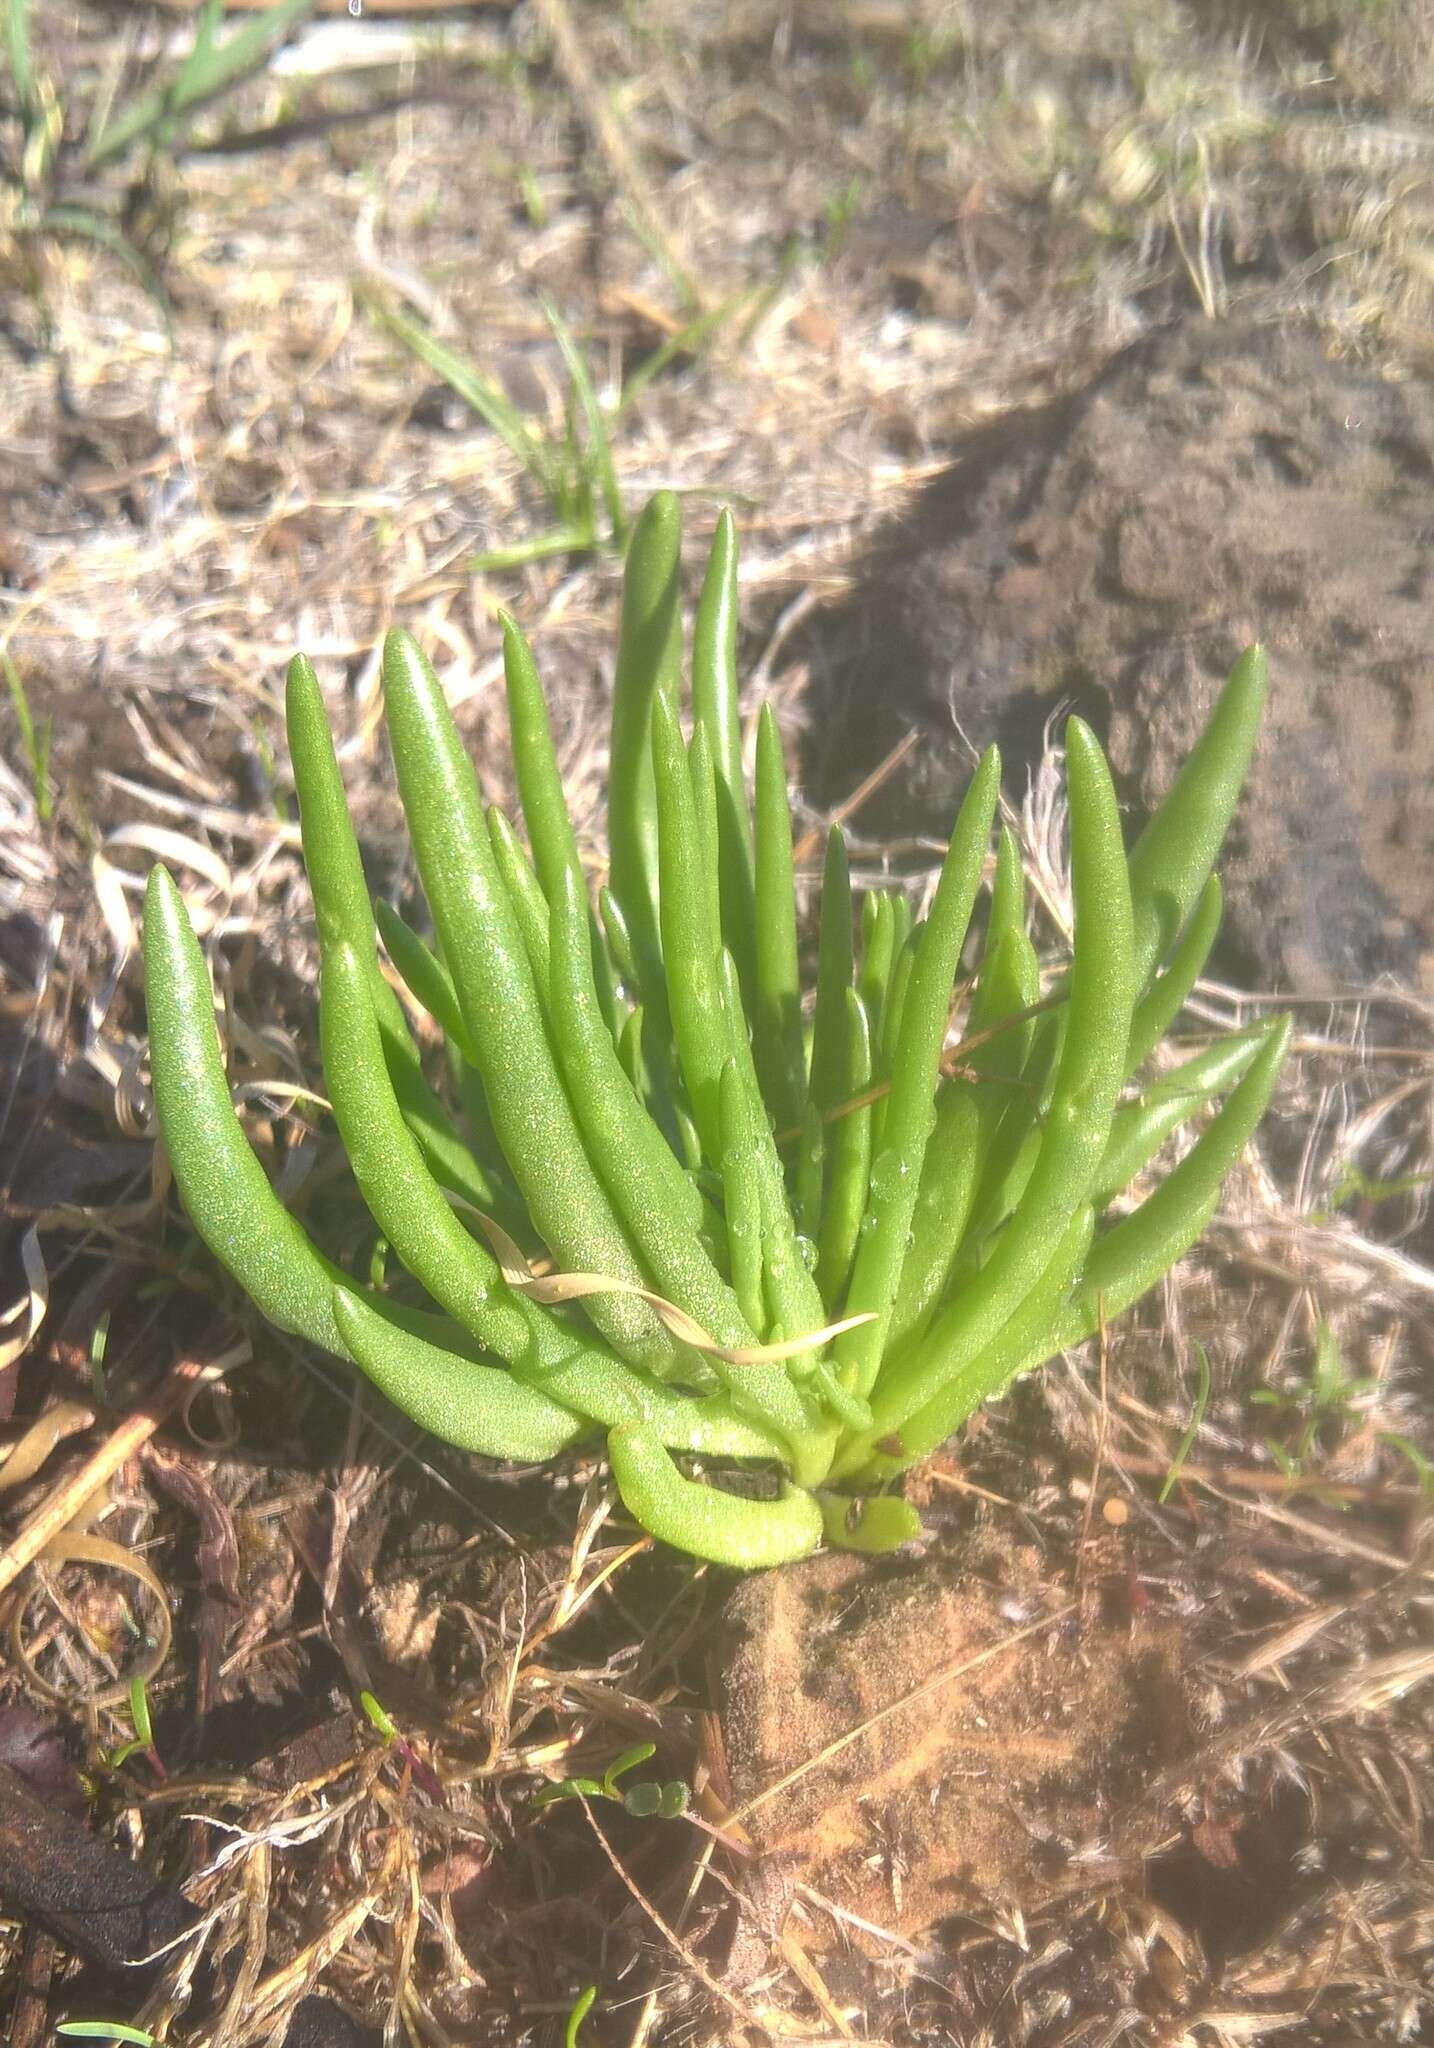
[[1253, 1319, 1380, 1479], [564, 1986, 597, 2048], [534, 1741, 690, 1820], [359, 1689, 398, 1743], [3, 0, 314, 329], [1159, 1340, 1211, 1503], [358, 1690, 443, 1802], [4, 654, 53, 824], [142, 494, 1288, 1568], [1311, 1159, 1434, 1226], [97, 1676, 164, 1780]]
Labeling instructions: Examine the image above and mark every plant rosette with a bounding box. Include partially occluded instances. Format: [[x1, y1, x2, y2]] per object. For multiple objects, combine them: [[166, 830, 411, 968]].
[[142, 493, 1287, 1569]]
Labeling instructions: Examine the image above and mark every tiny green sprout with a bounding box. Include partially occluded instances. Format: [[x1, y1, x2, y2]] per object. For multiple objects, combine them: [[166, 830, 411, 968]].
[[1253, 1320, 1381, 1479], [141, 494, 1288, 1569], [565, 1986, 597, 2048], [534, 1741, 690, 1819], [4, 653, 53, 824], [359, 1689, 398, 1743]]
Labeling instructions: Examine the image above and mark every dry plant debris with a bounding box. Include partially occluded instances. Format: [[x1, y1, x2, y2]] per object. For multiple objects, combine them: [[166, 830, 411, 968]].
[[2, 2, 1433, 2043]]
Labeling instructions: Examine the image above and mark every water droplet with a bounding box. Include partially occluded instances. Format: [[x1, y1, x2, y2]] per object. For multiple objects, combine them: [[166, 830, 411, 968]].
[[795, 1234, 818, 1273]]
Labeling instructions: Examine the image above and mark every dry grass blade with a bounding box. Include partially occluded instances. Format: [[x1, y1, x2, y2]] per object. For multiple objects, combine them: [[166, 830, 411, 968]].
[[472, 1212, 877, 1364]]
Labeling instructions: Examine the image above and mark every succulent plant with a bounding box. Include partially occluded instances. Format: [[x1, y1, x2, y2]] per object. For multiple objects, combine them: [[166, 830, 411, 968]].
[[142, 493, 1288, 1568]]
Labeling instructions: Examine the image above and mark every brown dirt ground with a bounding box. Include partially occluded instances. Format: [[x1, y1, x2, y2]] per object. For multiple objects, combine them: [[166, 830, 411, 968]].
[[3, 4, 1434, 2045]]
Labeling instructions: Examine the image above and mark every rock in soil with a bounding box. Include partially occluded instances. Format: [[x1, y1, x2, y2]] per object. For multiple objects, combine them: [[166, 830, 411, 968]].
[[718, 1547, 1186, 1952], [799, 317, 1434, 995]]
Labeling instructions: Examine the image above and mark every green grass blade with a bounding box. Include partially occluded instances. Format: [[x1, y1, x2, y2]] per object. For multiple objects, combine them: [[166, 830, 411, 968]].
[[541, 295, 626, 546], [1125, 876, 1222, 1076]]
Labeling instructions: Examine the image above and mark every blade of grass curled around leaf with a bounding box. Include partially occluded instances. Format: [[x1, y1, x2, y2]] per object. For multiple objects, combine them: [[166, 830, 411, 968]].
[[548, 863, 749, 1342], [713, 949, 829, 1370], [540, 295, 625, 546], [608, 491, 682, 977], [608, 1426, 823, 1568], [844, 1207, 1097, 1482], [817, 1491, 922, 1554], [854, 720, 1134, 1443], [752, 703, 806, 1134], [1125, 876, 1222, 1076], [381, 628, 673, 1372], [810, 826, 854, 1119], [375, 899, 470, 1054], [142, 867, 482, 1364], [1092, 1026, 1266, 1207], [815, 988, 874, 1307], [836, 747, 1001, 1401], [332, 1287, 583, 1462], [1126, 646, 1266, 993], [884, 1081, 988, 1357], [488, 804, 552, 991]]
